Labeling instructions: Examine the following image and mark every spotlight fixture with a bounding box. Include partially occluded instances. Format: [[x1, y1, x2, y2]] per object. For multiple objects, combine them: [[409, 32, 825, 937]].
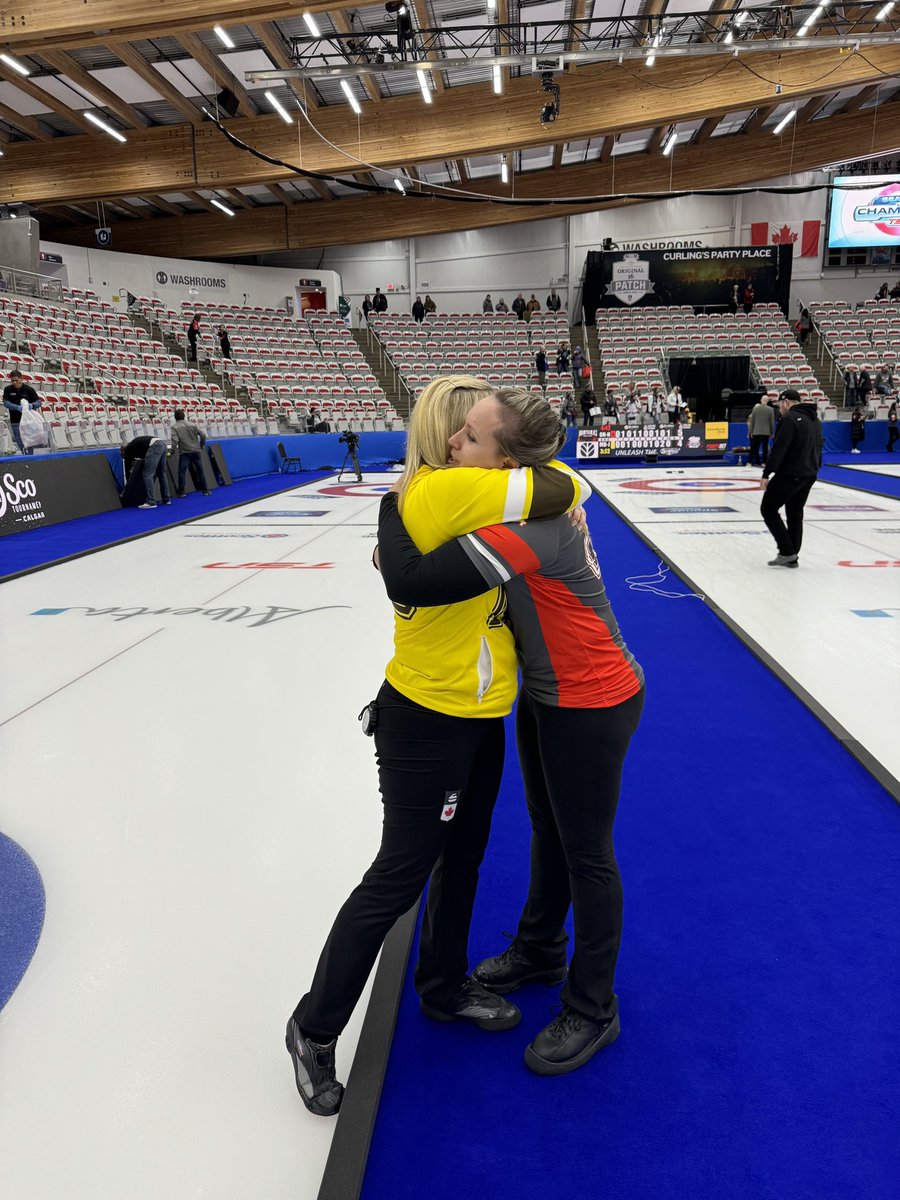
[[386, 0, 414, 52], [773, 109, 796, 135], [210, 197, 236, 216], [265, 91, 293, 123], [213, 26, 235, 49], [539, 70, 560, 125], [84, 111, 127, 143], [341, 79, 362, 115]]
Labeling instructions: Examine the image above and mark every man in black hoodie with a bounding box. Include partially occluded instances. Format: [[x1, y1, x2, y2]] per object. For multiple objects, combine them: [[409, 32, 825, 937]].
[[760, 388, 823, 568]]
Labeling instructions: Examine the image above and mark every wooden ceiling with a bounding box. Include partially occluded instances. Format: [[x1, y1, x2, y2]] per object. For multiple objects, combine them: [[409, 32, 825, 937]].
[[2, 1, 898, 257]]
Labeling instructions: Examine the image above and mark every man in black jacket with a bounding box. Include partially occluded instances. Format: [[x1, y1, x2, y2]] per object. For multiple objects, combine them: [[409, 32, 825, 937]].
[[760, 389, 823, 568]]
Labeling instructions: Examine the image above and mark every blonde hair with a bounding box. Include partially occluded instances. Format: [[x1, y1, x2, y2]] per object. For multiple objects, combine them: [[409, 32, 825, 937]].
[[492, 387, 567, 467], [397, 374, 493, 499]]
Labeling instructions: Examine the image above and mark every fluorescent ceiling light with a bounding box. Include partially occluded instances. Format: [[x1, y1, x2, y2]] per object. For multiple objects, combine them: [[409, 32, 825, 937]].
[[493, 64, 502, 94], [662, 130, 677, 156], [340, 79, 362, 115], [394, 178, 406, 194], [0, 53, 30, 77], [303, 13, 321, 37], [735, 11, 748, 24], [213, 26, 234, 49], [417, 69, 432, 104], [773, 110, 796, 135], [210, 198, 235, 216], [724, 30, 734, 44], [501, 158, 508, 183], [84, 111, 127, 143], [645, 52, 656, 67], [875, 0, 895, 17], [9, 210, 16, 218], [487, 0, 497, 9], [265, 91, 293, 123]]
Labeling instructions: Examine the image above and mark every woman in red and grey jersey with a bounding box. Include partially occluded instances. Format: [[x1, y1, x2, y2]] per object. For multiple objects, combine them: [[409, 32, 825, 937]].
[[377, 387, 645, 1078]]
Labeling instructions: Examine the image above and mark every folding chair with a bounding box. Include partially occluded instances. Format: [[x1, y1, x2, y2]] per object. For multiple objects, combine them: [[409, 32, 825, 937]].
[[277, 441, 303, 473]]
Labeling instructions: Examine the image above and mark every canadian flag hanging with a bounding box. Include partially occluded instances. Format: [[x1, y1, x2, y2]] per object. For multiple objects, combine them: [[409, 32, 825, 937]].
[[750, 220, 820, 257]]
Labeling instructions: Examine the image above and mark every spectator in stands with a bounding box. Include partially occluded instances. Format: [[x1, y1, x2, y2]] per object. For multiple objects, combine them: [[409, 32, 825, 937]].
[[890, 282, 900, 301], [3, 369, 41, 455], [218, 325, 232, 359], [624, 394, 640, 428], [555, 343, 570, 377], [562, 392, 577, 427], [362, 294, 373, 322], [482, 294, 494, 314], [602, 392, 618, 424], [747, 395, 776, 468], [307, 404, 331, 434], [546, 289, 561, 312], [571, 345, 585, 388], [647, 387, 663, 427], [525, 295, 541, 322], [512, 293, 527, 321], [849, 406, 866, 454], [424, 295, 437, 315], [581, 386, 598, 427], [666, 385, 684, 426], [874, 365, 895, 396], [858, 367, 873, 408], [187, 314, 200, 362], [535, 347, 548, 389], [875, 283, 889, 301], [412, 296, 425, 323], [171, 407, 210, 496], [122, 434, 171, 509], [886, 402, 898, 452], [842, 366, 859, 408], [796, 307, 812, 345], [372, 288, 388, 313], [760, 388, 823, 568], [495, 297, 509, 314], [742, 282, 755, 314], [728, 284, 739, 315], [623, 379, 637, 406]]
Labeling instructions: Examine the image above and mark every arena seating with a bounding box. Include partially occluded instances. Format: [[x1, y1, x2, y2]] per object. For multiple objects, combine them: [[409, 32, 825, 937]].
[[808, 298, 898, 416], [595, 302, 837, 420], [370, 309, 574, 408]]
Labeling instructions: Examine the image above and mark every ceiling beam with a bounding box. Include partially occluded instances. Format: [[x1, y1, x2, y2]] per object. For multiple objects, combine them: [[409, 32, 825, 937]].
[[39, 104, 900, 257], [142, 194, 186, 216], [329, 12, 382, 104], [703, 0, 738, 42], [177, 31, 257, 119], [567, 0, 591, 75], [552, 143, 564, 170], [108, 197, 152, 219], [743, 105, 779, 136], [694, 116, 720, 144], [411, 0, 446, 94], [842, 83, 881, 113], [645, 126, 668, 155], [0, 68, 102, 136], [5, 45, 899, 206], [108, 42, 206, 125], [0, 100, 53, 141], [251, 23, 319, 112], [222, 188, 255, 209], [265, 182, 298, 205], [36, 204, 91, 226], [39, 50, 150, 129]]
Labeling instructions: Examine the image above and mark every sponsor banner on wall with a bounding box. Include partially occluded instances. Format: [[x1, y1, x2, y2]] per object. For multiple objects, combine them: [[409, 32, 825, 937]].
[[586, 245, 788, 312], [0, 455, 121, 536], [576, 423, 728, 460]]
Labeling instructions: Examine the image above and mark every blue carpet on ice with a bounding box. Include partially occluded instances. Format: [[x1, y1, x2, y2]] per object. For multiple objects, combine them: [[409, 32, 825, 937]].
[[0, 833, 45, 1012], [360, 493, 900, 1200], [817, 462, 900, 501], [0, 471, 335, 580]]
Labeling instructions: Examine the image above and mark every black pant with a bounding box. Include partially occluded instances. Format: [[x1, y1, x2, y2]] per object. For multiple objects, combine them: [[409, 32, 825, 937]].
[[293, 681, 505, 1041], [749, 434, 769, 466], [177, 451, 205, 494], [187, 336, 197, 362], [760, 474, 816, 557], [513, 688, 645, 1023], [887, 425, 899, 451]]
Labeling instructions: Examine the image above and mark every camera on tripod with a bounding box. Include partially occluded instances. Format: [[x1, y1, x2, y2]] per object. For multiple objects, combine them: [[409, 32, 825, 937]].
[[339, 430, 360, 450], [338, 428, 363, 482]]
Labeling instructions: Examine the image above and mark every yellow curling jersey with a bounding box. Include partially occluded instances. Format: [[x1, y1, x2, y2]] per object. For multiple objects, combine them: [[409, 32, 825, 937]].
[[385, 461, 591, 717]]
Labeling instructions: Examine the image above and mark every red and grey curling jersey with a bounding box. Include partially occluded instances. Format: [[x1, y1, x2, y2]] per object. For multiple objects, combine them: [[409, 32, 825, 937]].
[[378, 493, 644, 709]]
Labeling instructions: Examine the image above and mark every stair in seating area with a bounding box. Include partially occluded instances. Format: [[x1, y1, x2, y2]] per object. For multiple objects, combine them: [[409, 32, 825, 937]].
[[801, 327, 844, 408], [351, 327, 410, 420], [580, 321, 605, 402]]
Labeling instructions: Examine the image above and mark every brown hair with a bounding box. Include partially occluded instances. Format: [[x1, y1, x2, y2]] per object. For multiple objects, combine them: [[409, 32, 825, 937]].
[[491, 387, 567, 467]]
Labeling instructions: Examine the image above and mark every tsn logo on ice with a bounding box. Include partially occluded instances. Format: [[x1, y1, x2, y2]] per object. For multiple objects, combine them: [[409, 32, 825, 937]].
[[0, 472, 44, 522]]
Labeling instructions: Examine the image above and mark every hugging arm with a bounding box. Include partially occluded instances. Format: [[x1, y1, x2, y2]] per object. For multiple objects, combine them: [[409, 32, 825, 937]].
[[378, 493, 492, 606]]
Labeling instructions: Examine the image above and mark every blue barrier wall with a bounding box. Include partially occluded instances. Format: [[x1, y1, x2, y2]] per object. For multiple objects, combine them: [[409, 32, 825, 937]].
[[214, 432, 406, 478]]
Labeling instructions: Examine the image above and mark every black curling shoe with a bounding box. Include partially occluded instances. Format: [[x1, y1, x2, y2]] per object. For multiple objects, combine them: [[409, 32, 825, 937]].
[[285, 1017, 344, 1117], [524, 1006, 621, 1076], [473, 938, 567, 994], [420, 975, 522, 1031]]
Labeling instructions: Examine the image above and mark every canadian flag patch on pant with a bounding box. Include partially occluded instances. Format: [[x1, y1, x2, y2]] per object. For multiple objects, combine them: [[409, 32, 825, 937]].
[[440, 791, 461, 822]]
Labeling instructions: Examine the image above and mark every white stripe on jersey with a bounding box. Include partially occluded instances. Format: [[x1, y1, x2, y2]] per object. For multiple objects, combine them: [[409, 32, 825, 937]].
[[503, 468, 529, 522], [464, 534, 513, 583]]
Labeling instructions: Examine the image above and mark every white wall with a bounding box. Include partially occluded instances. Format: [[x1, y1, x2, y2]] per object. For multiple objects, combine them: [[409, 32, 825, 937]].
[[37, 240, 342, 317]]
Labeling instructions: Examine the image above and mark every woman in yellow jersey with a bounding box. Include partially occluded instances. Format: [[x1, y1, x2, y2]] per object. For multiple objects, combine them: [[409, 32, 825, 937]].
[[286, 377, 590, 1116]]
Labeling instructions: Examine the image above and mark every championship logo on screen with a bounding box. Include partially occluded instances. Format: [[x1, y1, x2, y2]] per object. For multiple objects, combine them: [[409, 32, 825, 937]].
[[853, 181, 900, 238], [607, 254, 655, 306]]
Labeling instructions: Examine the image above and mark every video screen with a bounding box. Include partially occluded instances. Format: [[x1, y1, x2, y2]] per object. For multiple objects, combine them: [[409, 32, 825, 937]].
[[827, 175, 900, 249]]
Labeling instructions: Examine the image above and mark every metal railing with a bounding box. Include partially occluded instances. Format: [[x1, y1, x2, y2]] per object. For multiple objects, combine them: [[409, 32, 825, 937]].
[[0, 265, 64, 302]]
